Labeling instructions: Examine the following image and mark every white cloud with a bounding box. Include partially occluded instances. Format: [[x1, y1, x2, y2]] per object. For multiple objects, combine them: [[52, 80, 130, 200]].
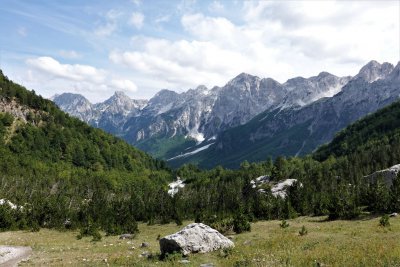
[[177, 0, 197, 14], [27, 56, 106, 83], [110, 79, 137, 92], [131, 0, 141, 6], [59, 50, 81, 59], [129, 12, 144, 29], [155, 15, 171, 24], [25, 56, 138, 102], [110, 1, 398, 96], [209, 1, 224, 12], [94, 9, 121, 37]]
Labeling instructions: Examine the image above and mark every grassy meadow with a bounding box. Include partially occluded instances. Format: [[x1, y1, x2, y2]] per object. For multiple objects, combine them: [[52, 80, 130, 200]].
[[1, 215, 400, 266]]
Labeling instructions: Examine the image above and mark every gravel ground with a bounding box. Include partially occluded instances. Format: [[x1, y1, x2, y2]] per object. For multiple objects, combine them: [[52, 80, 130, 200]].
[[0, 246, 32, 267]]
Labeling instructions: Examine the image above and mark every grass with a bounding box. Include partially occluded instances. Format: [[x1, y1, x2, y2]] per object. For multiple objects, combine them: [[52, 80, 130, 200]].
[[1, 216, 400, 266]]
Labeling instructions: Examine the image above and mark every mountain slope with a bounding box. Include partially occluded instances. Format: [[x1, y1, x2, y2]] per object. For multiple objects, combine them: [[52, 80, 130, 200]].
[[54, 69, 351, 161], [314, 100, 400, 163], [169, 61, 398, 168], [0, 70, 173, 231]]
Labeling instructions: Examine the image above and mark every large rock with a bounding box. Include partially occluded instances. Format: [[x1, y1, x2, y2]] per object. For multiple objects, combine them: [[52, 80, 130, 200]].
[[365, 164, 400, 186], [159, 223, 234, 255]]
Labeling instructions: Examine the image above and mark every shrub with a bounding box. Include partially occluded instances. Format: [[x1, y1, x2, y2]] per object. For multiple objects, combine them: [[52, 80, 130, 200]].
[[299, 225, 308, 236], [233, 213, 251, 234], [77, 220, 102, 242], [379, 214, 390, 227], [280, 220, 289, 228]]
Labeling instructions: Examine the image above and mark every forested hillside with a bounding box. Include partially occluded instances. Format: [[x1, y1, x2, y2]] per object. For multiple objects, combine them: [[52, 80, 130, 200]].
[[0, 70, 174, 233], [1, 69, 400, 238], [314, 100, 400, 168]]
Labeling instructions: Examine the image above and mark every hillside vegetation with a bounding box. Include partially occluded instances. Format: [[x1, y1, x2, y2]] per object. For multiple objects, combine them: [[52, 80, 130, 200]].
[[314, 100, 400, 169], [0, 70, 174, 233], [1, 70, 400, 254]]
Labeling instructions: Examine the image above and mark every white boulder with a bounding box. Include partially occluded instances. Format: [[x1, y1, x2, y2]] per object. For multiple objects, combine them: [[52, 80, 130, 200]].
[[168, 177, 185, 197], [159, 223, 234, 255]]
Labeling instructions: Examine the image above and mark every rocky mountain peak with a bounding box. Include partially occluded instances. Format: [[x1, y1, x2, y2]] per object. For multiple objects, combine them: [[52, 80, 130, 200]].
[[388, 61, 400, 81], [228, 72, 259, 85], [355, 60, 394, 83], [53, 93, 94, 122]]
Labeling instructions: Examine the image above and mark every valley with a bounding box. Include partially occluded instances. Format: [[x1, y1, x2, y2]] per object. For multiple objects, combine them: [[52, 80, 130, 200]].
[[54, 60, 400, 168]]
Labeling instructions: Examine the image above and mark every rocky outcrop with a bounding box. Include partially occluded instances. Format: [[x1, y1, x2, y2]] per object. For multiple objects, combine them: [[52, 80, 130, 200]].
[[250, 176, 298, 198], [159, 223, 234, 255], [364, 164, 400, 186], [0, 97, 41, 123]]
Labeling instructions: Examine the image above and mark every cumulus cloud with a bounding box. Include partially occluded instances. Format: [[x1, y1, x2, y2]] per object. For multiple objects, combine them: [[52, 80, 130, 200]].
[[26, 56, 138, 102], [109, 0, 398, 94], [110, 79, 137, 92], [27, 56, 106, 83], [129, 12, 144, 29]]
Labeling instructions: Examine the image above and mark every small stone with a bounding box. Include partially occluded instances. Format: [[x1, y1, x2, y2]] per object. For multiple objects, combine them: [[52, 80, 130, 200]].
[[140, 242, 149, 248], [140, 251, 151, 258], [179, 259, 190, 264], [200, 264, 215, 267], [243, 240, 252, 246], [120, 234, 135, 240], [390, 212, 398, 217]]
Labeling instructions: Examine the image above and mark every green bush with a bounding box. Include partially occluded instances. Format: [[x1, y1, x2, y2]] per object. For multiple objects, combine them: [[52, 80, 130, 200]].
[[299, 225, 308, 236], [280, 220, 289, 228], [77, 220, 102, 242], [379, 214, 390, 227], [233, 213, 251, 234]]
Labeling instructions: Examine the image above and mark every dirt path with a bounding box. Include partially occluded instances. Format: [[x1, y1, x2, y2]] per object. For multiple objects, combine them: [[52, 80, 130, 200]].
[[0, 246, 32, 267]]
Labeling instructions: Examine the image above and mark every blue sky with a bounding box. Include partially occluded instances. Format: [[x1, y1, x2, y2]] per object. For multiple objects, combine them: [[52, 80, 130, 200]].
[[0, 0, 399, 102]]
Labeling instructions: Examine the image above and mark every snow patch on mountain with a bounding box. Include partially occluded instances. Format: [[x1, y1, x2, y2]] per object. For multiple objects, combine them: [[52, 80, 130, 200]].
[[167, 143, 214, 160]]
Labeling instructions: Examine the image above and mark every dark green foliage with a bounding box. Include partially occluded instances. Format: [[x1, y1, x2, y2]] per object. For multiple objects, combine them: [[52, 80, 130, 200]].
[[233, 213, 251, 234], [280, 220, 289, 228], [315, 100, 400, 166], [367, 178, 391, 213], [379, 214, 390, 227], [390, 173, 400, 211], [299, 225, 308, 236], [0, 69, 400, 233], [0, 71, 175, 232], [328, 184, 360, 220], [77, 219, 102, 242]]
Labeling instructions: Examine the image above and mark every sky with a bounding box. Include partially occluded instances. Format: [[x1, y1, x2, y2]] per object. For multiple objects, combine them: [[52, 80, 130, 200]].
[[0, 0, 399, 103]]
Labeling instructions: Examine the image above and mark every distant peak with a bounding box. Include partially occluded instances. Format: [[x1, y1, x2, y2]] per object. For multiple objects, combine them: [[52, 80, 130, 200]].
[[317, 71, 334, 78], [195, 85, 208, 91], [113, 91, 129, 98], [228, 72, 259, 85], [355, 60, 394, 82]]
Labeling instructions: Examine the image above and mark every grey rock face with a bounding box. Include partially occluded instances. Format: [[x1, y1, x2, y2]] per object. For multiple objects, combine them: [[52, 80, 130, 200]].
[[53, 60, 398, 166], [159, 223, 234, 256], [354, 60, 394, 83], [54, 68, 350, 156], [364, 164, 400, 187]]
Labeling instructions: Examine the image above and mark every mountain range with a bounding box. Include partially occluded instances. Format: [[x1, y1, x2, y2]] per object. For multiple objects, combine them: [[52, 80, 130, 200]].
[[53, 60, 399, 168]]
